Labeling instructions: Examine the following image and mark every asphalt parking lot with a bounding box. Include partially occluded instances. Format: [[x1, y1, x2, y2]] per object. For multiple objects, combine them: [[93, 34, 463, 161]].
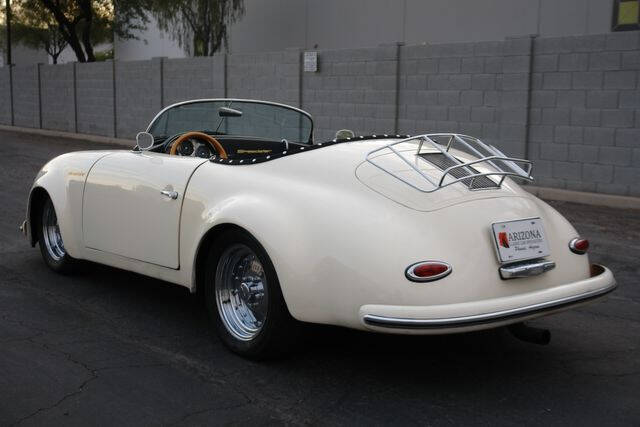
[[0, 129, 638, 426]]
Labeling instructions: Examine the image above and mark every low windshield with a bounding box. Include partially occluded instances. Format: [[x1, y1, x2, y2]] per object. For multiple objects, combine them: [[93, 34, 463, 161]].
[[148, 100, 313, 144]]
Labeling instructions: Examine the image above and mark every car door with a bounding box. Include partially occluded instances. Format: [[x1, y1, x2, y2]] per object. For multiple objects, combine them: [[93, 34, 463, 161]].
[[82, 152, 207, 269]]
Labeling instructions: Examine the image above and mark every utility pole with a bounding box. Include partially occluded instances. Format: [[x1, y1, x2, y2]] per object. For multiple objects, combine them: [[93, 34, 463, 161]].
[[5, 0, 11, 65]]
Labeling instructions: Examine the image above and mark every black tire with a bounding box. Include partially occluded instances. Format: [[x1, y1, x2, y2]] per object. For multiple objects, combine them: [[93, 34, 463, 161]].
[[38, 197, 76, 274], [204, 229, 301, 359]]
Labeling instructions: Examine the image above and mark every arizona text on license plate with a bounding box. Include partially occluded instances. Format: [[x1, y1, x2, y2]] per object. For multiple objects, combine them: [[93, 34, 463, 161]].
[[491, 218, 551, 263]]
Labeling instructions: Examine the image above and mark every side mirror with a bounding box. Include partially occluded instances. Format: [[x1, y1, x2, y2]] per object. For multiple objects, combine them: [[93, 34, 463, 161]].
[[219, 107, 243, 117], [135, 132, 155, 151]]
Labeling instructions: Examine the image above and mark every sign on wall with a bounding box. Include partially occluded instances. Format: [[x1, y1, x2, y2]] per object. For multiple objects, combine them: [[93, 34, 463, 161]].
[[304, 51, 318, 72]]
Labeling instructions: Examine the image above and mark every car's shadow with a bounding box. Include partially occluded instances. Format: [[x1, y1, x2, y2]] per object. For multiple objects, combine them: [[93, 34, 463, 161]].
[[72, 259, 556, 372]]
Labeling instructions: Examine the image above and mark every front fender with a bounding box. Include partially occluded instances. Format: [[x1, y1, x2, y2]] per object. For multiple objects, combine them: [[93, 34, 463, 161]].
[[26, 151, 114, 257]]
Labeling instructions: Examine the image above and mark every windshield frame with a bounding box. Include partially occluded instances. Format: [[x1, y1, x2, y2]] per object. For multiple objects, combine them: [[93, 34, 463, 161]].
[[145, 98, 315, 144]]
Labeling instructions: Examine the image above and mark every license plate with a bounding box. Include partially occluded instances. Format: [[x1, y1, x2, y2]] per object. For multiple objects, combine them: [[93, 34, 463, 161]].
[[491, 218, 550, 263]]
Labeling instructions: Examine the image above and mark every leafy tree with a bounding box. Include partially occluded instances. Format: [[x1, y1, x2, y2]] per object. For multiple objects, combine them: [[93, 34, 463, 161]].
[[13, 0, 149, 63], [40, 24, 69, 63], [4, 1, 69, 63], [152, 0, 244, 56]]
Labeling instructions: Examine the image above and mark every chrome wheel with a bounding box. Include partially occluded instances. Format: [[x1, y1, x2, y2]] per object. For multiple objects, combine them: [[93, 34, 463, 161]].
[[42, 201, 66, 261], [215, 244, 268, 341]]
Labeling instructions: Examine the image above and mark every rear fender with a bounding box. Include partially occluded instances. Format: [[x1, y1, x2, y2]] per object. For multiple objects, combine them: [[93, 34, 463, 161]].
[[182, 191, 314, 301]]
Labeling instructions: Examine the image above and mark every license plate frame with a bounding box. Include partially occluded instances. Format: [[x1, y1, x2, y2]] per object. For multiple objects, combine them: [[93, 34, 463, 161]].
[[491, 217, 551, 264]]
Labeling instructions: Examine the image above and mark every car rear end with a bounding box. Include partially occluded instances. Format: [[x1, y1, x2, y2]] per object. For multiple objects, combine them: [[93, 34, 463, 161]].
[[352, 195, 614, 334], [344, 134, 616, 333]]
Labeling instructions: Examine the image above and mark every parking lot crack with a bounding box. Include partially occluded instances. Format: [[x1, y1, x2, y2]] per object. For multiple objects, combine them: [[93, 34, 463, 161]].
[[9, 336, 102, 426], [11, 374, 98, 426]]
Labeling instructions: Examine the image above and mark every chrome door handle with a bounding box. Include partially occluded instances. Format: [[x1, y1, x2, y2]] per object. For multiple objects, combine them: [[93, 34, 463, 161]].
[[161, 190, 179, 200]]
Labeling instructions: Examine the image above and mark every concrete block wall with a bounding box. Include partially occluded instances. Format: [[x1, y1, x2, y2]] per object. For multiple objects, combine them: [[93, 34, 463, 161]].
[[75, 62, 115, 137], [40, 63, 75, 132], [163, 56, 225, 107], [0, 67, 11, 125], [398, 38, 532, 158], [115, 59, 162, 138], [528, 32, 640, 196], [0, 31, 638, 196], [228, 49, 300, 107], [302, 45, 398, 141], [12, 65, 40, 128]]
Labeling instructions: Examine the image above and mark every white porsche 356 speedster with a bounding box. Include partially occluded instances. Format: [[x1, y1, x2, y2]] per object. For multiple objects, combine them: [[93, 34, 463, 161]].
[[22, 98, 616, 358]]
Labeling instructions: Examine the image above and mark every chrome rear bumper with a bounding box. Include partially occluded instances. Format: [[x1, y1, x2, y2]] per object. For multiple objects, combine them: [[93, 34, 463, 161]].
[[362, 264, 616, 331]]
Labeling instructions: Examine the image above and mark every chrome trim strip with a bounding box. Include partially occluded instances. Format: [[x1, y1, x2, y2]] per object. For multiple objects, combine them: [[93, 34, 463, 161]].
[[499, 260, 556, 279], [362, 282, 616, 329]]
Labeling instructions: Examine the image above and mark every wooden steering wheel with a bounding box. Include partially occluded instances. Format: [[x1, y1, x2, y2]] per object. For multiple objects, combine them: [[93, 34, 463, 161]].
[[169, 131, 228, 159]]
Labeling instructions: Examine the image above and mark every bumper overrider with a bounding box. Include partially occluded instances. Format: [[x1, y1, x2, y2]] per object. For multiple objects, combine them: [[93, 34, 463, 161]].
[[360, 264, 616, 333]]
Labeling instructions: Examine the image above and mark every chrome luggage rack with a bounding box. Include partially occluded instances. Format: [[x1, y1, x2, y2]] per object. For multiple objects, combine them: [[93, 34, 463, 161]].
[[365, 133, 533, 193]]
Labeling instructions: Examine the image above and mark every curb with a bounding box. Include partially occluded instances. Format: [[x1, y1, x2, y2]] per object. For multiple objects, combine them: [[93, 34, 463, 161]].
[[523, 185, 640, 210], [0, 125, 132, 147]]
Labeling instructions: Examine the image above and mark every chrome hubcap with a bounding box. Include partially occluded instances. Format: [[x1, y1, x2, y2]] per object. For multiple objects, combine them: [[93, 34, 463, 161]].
[[215, 244, 268, 341], [42, 201, 65, 261]]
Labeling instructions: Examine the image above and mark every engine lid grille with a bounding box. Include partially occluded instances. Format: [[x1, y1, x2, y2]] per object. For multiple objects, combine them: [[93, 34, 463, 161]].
[[419, 152, 499, 190]]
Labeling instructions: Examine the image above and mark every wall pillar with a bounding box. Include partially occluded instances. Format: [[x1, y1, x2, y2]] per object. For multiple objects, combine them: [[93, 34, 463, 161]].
[[285, 47, 303, 108], [151, 57, 166, 109], [111, 60, 117, 137], [37, 63, 42, 129], [9, 64, 14, 126], [392, 42, 403, 134], [73, 63, 78, 133], [497, 35, 534, 159]]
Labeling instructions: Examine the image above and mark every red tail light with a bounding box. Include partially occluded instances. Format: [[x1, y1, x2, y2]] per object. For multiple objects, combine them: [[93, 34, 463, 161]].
[[405, 261, 452, 282], [569, 238, 589, 254]]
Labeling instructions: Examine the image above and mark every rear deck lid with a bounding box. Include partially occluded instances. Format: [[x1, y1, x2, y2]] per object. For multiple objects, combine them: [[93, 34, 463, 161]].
[[355, 134, 534, 212]]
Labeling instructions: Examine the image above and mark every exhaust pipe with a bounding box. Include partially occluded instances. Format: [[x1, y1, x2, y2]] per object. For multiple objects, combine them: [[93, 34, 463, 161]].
[[507, 322, 551, 345]]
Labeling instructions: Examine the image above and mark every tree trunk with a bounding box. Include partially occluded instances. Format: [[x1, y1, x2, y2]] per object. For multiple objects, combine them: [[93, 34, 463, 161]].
[[78, 0, 95, 62], [81, 27, 95, 62], [60, 23, 86, 62], [40, 0, 87, 62]]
